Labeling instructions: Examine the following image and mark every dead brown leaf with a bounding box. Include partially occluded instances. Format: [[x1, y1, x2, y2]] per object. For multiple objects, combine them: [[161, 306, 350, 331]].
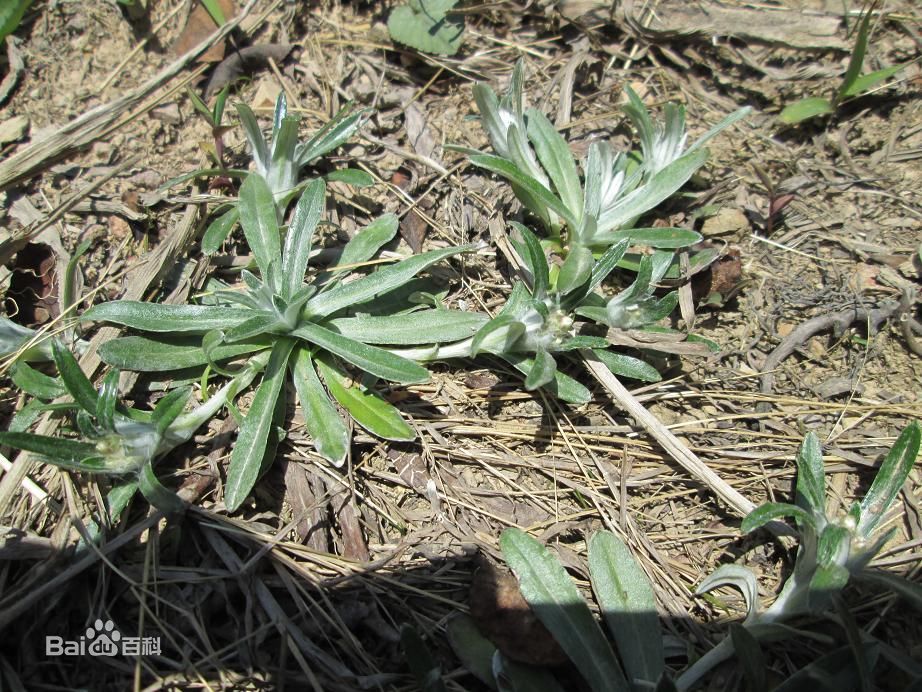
[[172, 0, 237, 63]]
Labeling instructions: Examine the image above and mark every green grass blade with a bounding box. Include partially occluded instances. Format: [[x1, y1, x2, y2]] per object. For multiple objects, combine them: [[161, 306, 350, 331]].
[[317, 356, 414, 440], [841, 65, 904, 98], [588, 531, 664, 685], [500, 528, 629, 692], [839, 9, 873, 100], [238, 173, 281, 280], [290, 347, 348, 466], [151, 388, 192, 435], [235, 103, 269, 172], [779, 97, 835, 124], [292, 322, 429, 383], [0, 431, 98, 467], [305, 245, 472, 318], [328, 310, 487, 345], [83, 301, 251, 333], [224, 338, 295, 512]]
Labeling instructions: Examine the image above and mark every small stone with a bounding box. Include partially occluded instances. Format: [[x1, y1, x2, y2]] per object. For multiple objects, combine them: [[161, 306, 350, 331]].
[[0, 115, 29, 144], [702, 207, 749, 236]]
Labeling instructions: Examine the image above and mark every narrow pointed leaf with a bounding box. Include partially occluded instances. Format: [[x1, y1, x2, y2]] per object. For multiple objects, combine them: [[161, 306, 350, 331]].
[[151, 388, 192, 435], [10, 362, 66, 400], [328, 310, 487, 345], [281, 178, 325, 299], [305, 245, 472, 318], [138, 460, 185, 514], [82, 302, 251, 333], [591, 227, 702, 249], [524, 349, 556, 390], [589, 531, 664, 685], [337, 213, 399, 271], [98, 335, 268, 372], [556, 244, 593, 296], [856, 422, 921, 538], [201, 207, 240, 254], [742, 502, 812, 534], [508, 221, 549, 297], [292, 322, 428, 383], [471, 314, 525, 356], [290, 347, 348, 466], [238, 173, 281, 279], [795, 432, 827, 520], [779, 97, 835, 124], [53, 340, 98, 413], [96, 370, 120, 432], [317, 356, 414, 440], [296, 104, 367, 166], [222, 312, 281, 344], [501, 353, 590, 404], [500, 528, 628, 692], [590, 349, 661, 382], [695, 564, 760, 623], [0, 431, 98, 467], [236, 103, 269, 172], [838, 9, 873, 100], [841, 65, 903, 98], [469, 153, 577, 229], [526, 108, 583, 216], [224, 338, 295, 512], [325, 168, 374, 187]]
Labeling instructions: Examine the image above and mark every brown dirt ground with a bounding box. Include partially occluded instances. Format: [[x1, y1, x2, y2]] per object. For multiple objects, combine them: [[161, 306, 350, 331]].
[[0, 1, 920, 690]]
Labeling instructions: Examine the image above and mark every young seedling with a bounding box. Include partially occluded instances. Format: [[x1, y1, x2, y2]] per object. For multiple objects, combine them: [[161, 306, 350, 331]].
[[81, 175, 480, 511], [678, 423, 921, 690], [779, 6, 906, 124], [188, 85, 233, 169], [0, 341, 264, 515]]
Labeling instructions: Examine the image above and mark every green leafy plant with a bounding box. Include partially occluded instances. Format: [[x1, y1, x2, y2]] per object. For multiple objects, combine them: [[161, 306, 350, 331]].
[[0, 341, 262, 515], [449, 528, 667, 691], [779, 7, 906, 124], [81, 175, 479, 511], [172, 92, 370, 254], [388, 0, 465, 57], [188, 85, 232, 168], [678, 422, 921, 689]]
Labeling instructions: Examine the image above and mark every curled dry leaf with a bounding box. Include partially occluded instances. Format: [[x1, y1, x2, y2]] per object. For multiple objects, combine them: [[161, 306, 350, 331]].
[[172, 0, 237, 63]]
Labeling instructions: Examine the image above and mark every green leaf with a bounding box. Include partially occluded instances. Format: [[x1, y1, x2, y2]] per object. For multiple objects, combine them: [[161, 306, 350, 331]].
[[325, 168, 375, 187], [296, 104, 368, 167], [0, 431, 99, 469], [387, 0, 465, 56], [292, 322, 429, 384], [317, 356, 414, 440], [471, 314, 526, 356], [596, 149, 708, 234], [856, 422, 921, 539], [695, 564, 760, 623], [137, 460, 185, 514], [591, 227, 702, 249], [795, 432, 827, 522], [151, 388, 192, 435], [0, 0, 31, 45], [105, 481, 139, 524], [96, 370, 120, 432], [499, 528, 629, 692], [201, 207, 240, 255], [400, 625, 448, 692], [556, 244, 594, 296], [590, 349, 661, 383], [200, 0, 227, 25], [238, 174, 282, 280], [290, 347, 348, 466], [839, 8, 873, 101], [779, 97, 835, 124], [508, 222, 549, 298], [83, 301, 251, 333], [526, 108, 583, 217], [305, 245, 472, 318], [222, 312, 281, 344], [588, 531, 664, 685], [224, 338, 295, 512], [98, 335, 268, 372], [741, 502, 813, 534], [524, 349, 556, 390], [554, 337, 610, 351], [336, 214, 399, 272], [212, 85, 230, 124], [841, 65, 904, 98], [329, 310, 487, 345], [446, 615, 501, 690], [10, 362, 66, 400], [52, 341, 98, 413], [501, 353, 591, 404], [470, 154, 577, 229], [236, 103, 269, 172]]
